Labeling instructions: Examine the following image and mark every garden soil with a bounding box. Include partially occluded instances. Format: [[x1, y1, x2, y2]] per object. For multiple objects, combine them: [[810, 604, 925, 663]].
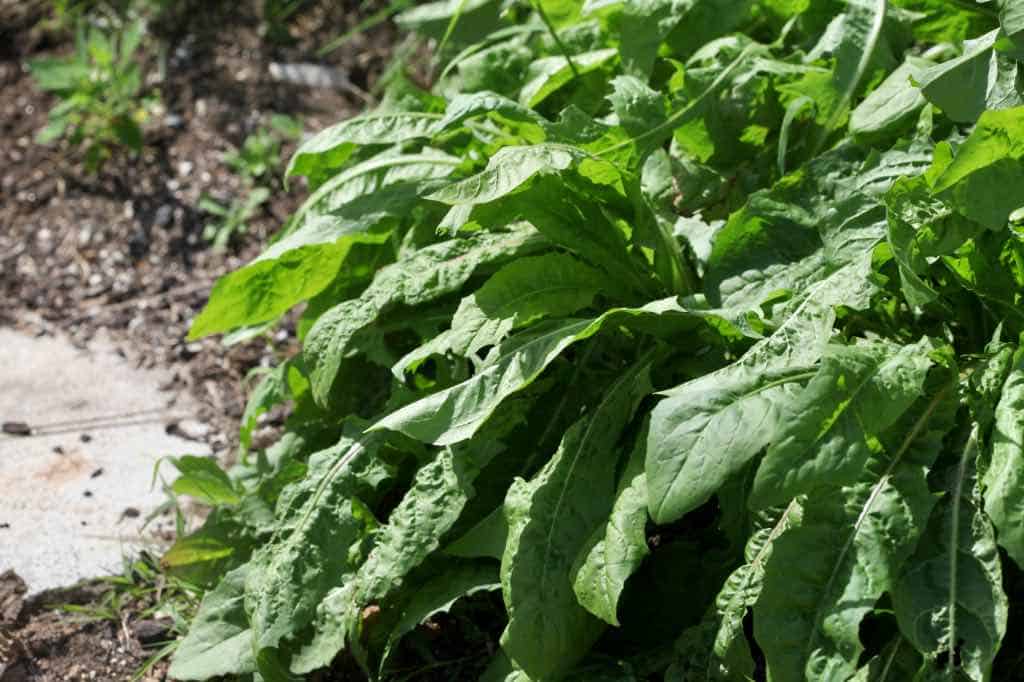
[[0, 1, 394, 679]]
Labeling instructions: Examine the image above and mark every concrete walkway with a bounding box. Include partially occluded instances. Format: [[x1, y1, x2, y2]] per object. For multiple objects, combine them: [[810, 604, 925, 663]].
[[0, 327, 209, 593]]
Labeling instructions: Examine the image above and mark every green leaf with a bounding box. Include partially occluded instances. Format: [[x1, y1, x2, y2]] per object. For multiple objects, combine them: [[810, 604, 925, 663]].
[[430, 143, 615, 207], [440, 173, 649, 296], [810, 0, 889, 148], [373, 298, 718, 445], [646, 298, 835, 525], [982, 349, 1024, 567], [28, 57, 89, 92], [304, 228, 542, 406], [617, 0, 693, 78], [291, 442, 501, 673], [849, 56, 932, 144], [930, 106, 1024, 230], [607, 75, 670, 155], [751, 337, 935, 509], [171, 456, 241, 506], [169, 565, 256, 680], [571, 423, 651, 626], [710, 500, 801, 680], [188, 223, 387, 340], [285, 113, 443, 181], [396, 251, 606, 374], [239, 363, 294, 453], [755, 387, 955, 681], [884, 173, 983, 309], [1002, 0, 1024, 49], [892, 427, 1008, 681], [519, 48, 618, 107], [243, 425, 404, 667], [190, 152, 457, 339], [500, 356, 653, 679], [704, 148, 894, 315], [917, 30, 1023, 123]]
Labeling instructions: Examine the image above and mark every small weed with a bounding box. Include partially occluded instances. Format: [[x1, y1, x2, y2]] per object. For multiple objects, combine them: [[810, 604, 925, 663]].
[[30, 16, 159, 172], [199, 187, 272, 251]]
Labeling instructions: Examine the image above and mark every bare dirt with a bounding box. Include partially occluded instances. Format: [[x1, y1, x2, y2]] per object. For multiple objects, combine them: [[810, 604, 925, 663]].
[[0, 1, 395, 679]]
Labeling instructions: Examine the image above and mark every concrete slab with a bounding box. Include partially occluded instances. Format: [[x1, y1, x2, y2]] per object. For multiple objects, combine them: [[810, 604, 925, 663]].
[[0, 327, 209, 594]]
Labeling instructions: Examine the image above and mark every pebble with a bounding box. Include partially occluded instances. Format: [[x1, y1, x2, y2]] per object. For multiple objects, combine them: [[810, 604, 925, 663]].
[[166, 419, 211, 442]]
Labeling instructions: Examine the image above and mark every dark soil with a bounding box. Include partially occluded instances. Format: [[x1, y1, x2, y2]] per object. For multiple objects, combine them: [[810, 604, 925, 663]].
[[0, 1, 394, 679], [1, 569, 172, 681]]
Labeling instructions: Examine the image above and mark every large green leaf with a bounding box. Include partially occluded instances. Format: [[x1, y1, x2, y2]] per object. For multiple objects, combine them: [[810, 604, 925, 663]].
[[500, 356, 652, 679], [188, 224, 388, 341], [709, 500, 801, 680], [892, 427, 1008, 681], [755, 386, 955, 681], [396, 251, 606, 374], [917, 30, 1023, 123], [373, 298, 724, 445], [242, 425, 403, 669], [169, 565, 256, 680], [519, 48, 619, 107], [617, 0, 693, 77], [189, 152, 461, 339], [930, 106, 1024, 230], [704, 147, 897, 314], [751, 337, 935, 508], [430, 143, 619, 207], [571, 423, 651, 626], [849, 56, 932, 143], [646, 298, 835, 525], [982, 349, 1024, 567]]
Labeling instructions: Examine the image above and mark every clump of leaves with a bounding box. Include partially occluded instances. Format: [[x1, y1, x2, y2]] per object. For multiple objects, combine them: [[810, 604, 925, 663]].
[[168, 0, 1024, 680], [30, 16, 158, 172]]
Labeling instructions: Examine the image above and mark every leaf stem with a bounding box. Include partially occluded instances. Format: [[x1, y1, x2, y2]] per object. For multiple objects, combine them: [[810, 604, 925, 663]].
[[810, 0, 887, 158], [530, 0, 582, 81]]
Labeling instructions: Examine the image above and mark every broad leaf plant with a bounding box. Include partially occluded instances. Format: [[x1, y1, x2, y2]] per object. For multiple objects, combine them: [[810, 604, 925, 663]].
[[167, 0, 1024, 680]]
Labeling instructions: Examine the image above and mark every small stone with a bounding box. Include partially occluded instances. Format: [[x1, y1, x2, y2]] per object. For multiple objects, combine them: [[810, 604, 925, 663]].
[[132, 618, 172, 645], [165, 419, 211, 442], [80, 433, 93, 443], [153, 204, 174, 228], [2, 422, 31, 436]]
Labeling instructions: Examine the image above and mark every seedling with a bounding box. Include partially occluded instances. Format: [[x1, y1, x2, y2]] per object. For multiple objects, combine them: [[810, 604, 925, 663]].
[[198, 187, 271, 251], [30, 17, 158, 172]]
